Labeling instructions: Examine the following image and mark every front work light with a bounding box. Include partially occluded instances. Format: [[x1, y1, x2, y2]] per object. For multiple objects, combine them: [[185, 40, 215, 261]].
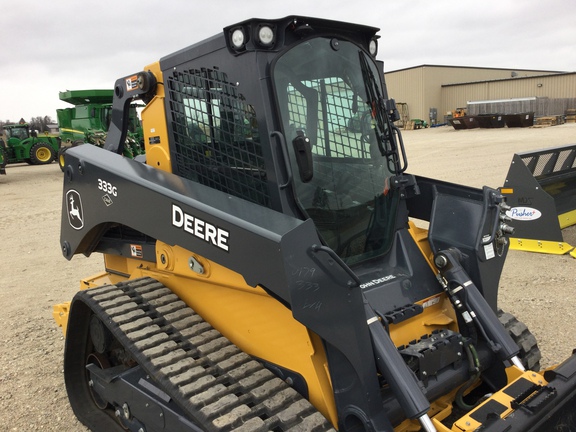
[[369, 39, 378, 56], [257, 25, 275, 47], [231, 28, 246, 50]]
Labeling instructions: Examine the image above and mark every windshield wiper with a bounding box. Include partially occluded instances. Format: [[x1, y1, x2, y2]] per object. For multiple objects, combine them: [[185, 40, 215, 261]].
[[358, 52, 402, 173]]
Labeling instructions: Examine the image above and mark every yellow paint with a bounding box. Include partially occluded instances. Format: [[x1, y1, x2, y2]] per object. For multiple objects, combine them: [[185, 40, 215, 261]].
[[558, 209, 576, 229], [509, 237, 575, 256], [140, 62, 172, 173], [408, 221, 437, 272], [69, 242, 339, 427], [52, 302, 71, 335], [454, 368, 548, 431], [60, 127, 86, 135]]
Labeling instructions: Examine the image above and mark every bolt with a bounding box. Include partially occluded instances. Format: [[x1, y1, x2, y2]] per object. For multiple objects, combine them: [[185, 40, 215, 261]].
[[160, 254, 166, 265], [434, 254, 448, 269], [62, 241, 71, 257], [122, 403, 130, 420], [88, 380, 94, 387]]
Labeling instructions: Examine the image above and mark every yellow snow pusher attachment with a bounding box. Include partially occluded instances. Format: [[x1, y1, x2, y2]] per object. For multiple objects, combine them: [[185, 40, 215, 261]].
[[501, 144, 576, 257]]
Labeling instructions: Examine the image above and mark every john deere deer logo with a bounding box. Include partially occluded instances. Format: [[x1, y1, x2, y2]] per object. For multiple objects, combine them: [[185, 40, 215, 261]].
[[66, 190, 84, 230]]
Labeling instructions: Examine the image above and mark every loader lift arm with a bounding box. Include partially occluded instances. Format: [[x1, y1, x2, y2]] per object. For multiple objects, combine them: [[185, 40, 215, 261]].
[[103, 71, 157, 156]]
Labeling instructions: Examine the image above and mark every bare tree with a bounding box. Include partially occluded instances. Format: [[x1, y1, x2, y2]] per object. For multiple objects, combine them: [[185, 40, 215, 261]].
[[28, 116, 54, 133], [0, 116, 55, 135]]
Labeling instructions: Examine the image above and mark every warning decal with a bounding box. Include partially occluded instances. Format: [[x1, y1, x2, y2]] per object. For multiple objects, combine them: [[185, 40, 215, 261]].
[[130, 244, 143, 258], [126, 75, 139, 92]]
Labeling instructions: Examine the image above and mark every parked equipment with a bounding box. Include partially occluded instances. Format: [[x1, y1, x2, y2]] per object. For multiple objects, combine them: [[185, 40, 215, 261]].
[[504, 112, 535, 128], [501, 143, 576, 257], [0, 135, 7, 174], [53, 16, 576, 431], [57, 89, 144, 170], [2, 123, 59, 165], [449, 113, 534, 130], [448, 115, 479, 130], [394, 102, 409, 128]]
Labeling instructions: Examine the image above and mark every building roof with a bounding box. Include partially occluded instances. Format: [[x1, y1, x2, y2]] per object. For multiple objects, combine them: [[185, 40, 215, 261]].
[[385, 64, 566, 75], [441, 71, 576, 87]]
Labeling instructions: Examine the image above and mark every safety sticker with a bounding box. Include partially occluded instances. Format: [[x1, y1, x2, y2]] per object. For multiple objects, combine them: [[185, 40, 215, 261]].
[[66, 189, 84, 230], [126, 75, 139, 92], [482, 235, 495, 260], [130, 244, 143, 258], [422, 295, 441, 309]]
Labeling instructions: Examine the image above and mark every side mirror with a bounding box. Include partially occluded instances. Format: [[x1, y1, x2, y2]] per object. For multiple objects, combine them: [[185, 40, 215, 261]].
[[292, 130, 313, 183], [385, 98, 400, 122]]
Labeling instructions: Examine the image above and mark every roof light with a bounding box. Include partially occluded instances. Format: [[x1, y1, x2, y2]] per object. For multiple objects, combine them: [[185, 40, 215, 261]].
[[257, 25, 275, 47], [369, 39, 378, 56], [231, 28, 246, 50]]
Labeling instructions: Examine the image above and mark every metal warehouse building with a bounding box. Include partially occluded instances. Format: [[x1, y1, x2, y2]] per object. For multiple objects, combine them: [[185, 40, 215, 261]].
[[384, 65, 576, 125]]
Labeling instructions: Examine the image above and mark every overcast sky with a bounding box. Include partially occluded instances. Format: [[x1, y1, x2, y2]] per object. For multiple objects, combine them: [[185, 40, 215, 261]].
[[2, 0, 575, 122]]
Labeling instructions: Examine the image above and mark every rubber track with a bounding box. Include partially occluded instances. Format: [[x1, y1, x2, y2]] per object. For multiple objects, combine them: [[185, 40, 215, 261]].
[[78, 277, 335, 432], [497, 309, 542, 372]]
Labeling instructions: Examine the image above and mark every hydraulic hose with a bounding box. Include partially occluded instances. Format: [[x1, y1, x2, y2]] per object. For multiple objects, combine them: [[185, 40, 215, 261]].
[[455, 343, 481, 411], [435, 248, 523, 369]]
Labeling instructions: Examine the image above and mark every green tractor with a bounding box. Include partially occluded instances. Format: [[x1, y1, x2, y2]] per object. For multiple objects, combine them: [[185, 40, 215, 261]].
[[0, 134, 7, 175], [57, 89, 144, 170], [1, 123, 60, 165]]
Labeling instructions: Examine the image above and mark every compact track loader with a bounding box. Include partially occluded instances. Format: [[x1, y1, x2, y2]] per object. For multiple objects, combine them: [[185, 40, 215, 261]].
[[54, 16, 576, 431]]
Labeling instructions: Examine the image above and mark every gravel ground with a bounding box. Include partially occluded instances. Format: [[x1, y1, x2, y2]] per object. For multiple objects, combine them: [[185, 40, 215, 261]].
[[0, 123, 575, 431]]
